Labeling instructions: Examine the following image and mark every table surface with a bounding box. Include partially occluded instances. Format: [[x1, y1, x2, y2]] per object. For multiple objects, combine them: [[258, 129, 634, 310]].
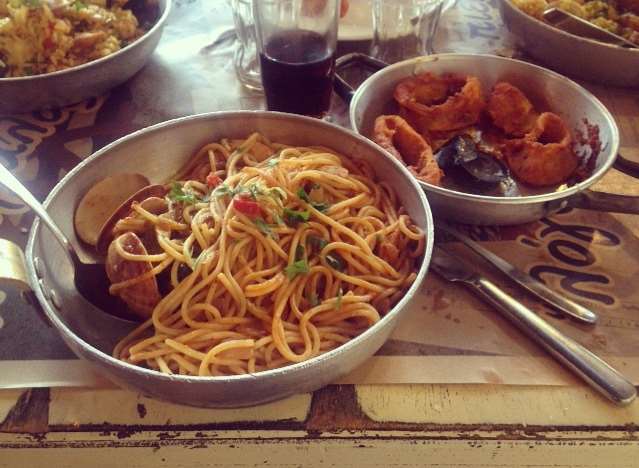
[[1, 1, 639, 466]]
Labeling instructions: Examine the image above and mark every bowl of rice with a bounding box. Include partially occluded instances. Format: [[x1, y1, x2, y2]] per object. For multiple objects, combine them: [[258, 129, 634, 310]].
[[0, 0, 171, 113], [500, 0, 639, 87]]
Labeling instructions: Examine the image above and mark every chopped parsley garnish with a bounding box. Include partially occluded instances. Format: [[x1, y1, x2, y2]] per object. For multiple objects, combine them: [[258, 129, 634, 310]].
[[296, 187, 329, 212], [284, 259, 309, 279], [22, 0, 41, 7], [325, 252, 345, 272], [266, 158, 279, 168], [214, 183, 266, 201], [254, 218, 275, 238], [169, 182, 200, 205], [283, 208, 310, 226], [311, 201, 330, 212], [248, 183, 264, 201], [213, 184, 233, 197], [73, 0, 87, 10], [308, 235, 328, 253], [297, 187, 311, 203]]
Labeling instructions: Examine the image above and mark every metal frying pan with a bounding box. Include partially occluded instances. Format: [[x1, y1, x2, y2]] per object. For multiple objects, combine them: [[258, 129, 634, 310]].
[[21, 111, 433, 408], [335, 53, 639, 225]]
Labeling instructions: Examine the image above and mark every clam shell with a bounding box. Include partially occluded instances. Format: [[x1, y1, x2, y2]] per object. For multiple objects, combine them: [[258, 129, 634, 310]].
[[74, 173, 150, 246], [106, 232, 161, 319], [96, 184, 167, 255]]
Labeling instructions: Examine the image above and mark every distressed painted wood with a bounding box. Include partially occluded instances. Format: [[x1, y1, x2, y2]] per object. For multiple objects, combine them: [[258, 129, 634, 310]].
[[2, 384, 639, 467], [0, 390, 23, 423], [1, 430, 638, 468], [49, 389, 311, 426], [356, 384, 639, 426]]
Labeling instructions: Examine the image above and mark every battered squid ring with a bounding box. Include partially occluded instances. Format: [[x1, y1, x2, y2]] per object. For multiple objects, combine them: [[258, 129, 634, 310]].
[[503, 112, 578, 187], [373, 115, 444, 186], [394, 73, 485, 133], [487, 82, 537, 137]]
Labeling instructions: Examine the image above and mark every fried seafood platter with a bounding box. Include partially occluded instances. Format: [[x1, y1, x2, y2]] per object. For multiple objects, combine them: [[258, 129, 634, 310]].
[[371, 72, 597, 197]]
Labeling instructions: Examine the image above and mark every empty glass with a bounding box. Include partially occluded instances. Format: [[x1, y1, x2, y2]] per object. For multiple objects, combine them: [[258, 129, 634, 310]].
[[229, 0, 262, 91], [371, 0, 444, 63]]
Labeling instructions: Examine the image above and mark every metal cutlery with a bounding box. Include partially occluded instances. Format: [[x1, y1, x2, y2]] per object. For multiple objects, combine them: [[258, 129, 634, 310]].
[[0, 163, 137, 325], [430, 245, 636, 406], [543, 8, 637, 49], [436, 223, 598, 324]]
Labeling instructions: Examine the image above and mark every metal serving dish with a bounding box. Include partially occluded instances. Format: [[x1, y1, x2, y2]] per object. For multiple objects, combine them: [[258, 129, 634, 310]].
[[24, 111, 434, 408], [499, 0, 639, 88], [337, 53, 639, 225], [0, 0, 171, 114]]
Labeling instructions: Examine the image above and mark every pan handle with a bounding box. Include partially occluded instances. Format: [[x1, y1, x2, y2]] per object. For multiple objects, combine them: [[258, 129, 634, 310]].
[[613, 152, 639, 179], [568, 152, 639, 214], [0, 238, 51, 327], [570, 189, 639, 214], [334, 53, 388, 104]]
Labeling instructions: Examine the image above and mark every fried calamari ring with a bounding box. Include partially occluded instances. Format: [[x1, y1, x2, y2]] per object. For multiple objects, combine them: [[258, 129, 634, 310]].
[[373, 115, 444, 186], [503, 112, 578, 187], [394, 73, 485, 132], [487, 82, 537, 137]]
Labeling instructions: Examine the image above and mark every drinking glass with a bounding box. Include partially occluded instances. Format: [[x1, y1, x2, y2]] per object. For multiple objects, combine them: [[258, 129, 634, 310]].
[[229, 0, 262, 91], [371, 0, 444, 63], [253, 0, 340, 117]]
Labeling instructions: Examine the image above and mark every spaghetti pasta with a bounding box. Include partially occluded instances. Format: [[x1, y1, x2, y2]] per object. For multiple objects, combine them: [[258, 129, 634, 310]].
[[105, 133, 425, 376]]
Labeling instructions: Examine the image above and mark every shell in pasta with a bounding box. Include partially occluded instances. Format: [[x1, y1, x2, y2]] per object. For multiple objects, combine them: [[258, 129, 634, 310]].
[[106, 231, 161, 319]]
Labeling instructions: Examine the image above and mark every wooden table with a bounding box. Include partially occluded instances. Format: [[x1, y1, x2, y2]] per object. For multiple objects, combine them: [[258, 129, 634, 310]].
[[1, 1, 638, 466], [1, 384, 638, 466]]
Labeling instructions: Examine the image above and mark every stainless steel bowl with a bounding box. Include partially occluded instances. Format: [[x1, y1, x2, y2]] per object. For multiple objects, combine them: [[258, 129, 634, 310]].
[[499, 0, 639, 88], [344, 53, 633, 225], [25, 111, 434, 408], [0, 0, 171, 114]]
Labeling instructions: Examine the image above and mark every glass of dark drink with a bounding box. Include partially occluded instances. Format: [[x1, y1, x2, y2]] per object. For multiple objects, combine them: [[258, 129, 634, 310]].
[[253, 0, 339, 118]]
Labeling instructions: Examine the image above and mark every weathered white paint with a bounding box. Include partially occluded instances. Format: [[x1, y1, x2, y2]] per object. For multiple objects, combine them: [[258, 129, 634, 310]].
[[356, 384, 639, 426], [0, 390, 23, 423], [1, 431, 638, 468], [49, 389, 312, 426]]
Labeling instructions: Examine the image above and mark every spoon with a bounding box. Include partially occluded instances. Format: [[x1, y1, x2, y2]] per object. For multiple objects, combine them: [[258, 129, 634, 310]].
[[0, 163, 138, 324], [543, 8, 638, 48]]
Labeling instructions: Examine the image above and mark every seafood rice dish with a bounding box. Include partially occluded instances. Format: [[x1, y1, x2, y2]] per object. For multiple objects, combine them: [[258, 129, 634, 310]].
[[0, 0, 144, 77], [512, 0, 639, 45]]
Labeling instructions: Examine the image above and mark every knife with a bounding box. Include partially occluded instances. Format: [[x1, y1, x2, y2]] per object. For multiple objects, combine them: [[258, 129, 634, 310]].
[[436, 223, 598, 324], [430, 245, 636, 406]]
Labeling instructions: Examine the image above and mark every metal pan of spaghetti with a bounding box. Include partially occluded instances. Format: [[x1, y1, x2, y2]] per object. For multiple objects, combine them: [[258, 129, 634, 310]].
[[24, 111, 434, 408], [336, 53, 639, 226], [0, 0, 171, 114]]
